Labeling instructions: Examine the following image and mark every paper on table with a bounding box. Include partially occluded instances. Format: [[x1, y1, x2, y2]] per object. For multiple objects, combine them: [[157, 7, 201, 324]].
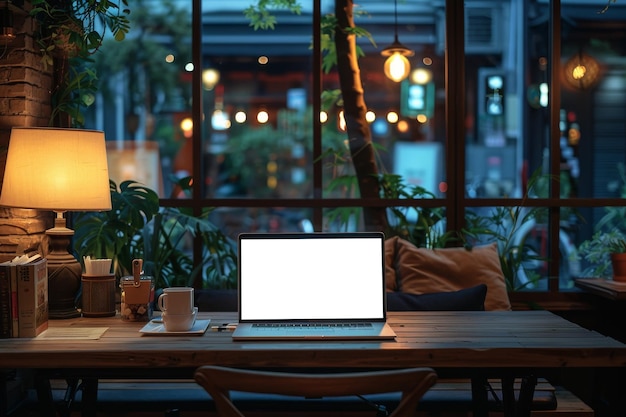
[[36, 327, 109, 340]]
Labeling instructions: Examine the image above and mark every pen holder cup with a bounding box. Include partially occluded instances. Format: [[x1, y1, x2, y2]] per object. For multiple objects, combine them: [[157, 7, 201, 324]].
[[120, 276, 155, 322], [81, 274, 116, 317]]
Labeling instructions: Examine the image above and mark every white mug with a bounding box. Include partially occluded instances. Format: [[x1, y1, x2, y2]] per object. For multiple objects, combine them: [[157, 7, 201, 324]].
[[158, 287, 194, 315], [162, 307, 198, 332]]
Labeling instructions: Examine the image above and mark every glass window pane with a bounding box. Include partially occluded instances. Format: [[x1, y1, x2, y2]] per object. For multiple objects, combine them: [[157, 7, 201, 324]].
[[321, 0, 445, 199], [202, 2, 314, 199], [465, 1, 528, 199], [576, 202, 626, 281], [208, 207, 315, 238], [85, 0, 192, 199], [560, 2, 626, 200]]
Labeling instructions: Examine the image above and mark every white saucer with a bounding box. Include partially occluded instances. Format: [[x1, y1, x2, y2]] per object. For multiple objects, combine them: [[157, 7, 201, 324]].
[[139, 319, 211, 335]]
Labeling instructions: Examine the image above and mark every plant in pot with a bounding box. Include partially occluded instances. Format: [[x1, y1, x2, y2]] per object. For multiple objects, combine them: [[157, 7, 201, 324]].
[[608, 238, 626, 282], [577, 163, 626, 281], [577, 229, 626, 281]]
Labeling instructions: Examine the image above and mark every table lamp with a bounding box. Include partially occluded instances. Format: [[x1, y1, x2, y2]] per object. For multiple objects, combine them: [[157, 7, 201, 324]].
[[0, 127, 112, 319]]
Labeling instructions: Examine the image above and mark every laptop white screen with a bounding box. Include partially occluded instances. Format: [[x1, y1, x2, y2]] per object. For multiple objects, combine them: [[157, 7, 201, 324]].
[[239, 234, 385, 321]]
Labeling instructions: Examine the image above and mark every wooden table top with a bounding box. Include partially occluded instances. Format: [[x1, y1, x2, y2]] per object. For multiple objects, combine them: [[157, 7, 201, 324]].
[[575, 278, 626, 300], [1, 311, 625, 372]]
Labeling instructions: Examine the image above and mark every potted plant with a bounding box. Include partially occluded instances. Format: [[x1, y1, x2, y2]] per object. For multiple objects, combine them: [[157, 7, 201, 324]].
[[577, 229, 626, 281], [608, 238, 626, 282]]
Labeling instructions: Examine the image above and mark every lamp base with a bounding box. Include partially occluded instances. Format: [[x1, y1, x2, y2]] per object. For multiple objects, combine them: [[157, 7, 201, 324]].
[[46, 227, 82, 319]]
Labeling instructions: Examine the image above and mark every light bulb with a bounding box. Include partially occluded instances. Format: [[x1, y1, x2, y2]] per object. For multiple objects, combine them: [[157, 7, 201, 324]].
[[572, 64, 587, 80], [411, 68, 432, 85], [202, 68, 220, 90], [384, 53, 411, 82]]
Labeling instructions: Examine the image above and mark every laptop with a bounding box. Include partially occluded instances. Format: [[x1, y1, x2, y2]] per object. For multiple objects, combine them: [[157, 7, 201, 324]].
[[232, 232, 396, 341]]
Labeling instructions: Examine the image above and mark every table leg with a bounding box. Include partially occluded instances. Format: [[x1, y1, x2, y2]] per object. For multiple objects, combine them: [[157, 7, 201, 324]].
[[515, 375, 537, 417], [475, 374, 537, 417], [34, 374, 56, 417], [471, 375, 489, 417], [0, 371, 8, 417], [501, 376, 515, 417], [80, 378, 99, 417]]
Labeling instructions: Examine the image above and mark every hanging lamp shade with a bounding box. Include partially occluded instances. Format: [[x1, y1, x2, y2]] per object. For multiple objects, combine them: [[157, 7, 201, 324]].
[[563, 52, 601, 90], [382, 37, 414, 82]]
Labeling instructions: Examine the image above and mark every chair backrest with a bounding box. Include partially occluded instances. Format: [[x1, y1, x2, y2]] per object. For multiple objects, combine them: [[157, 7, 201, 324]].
[[194, 365, 437, 417]]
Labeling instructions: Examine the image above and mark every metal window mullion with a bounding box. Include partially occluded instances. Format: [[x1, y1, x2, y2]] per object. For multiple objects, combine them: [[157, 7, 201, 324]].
[[548, 0, 562, 292], [312, 0, 323, 230]]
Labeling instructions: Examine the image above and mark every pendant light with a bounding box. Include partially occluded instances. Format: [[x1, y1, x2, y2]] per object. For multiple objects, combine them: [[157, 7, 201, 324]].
[[381, 0, 414, 82]]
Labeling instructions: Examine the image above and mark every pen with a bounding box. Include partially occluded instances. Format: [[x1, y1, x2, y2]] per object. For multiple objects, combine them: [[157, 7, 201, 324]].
[[211, 323, 237, 332]]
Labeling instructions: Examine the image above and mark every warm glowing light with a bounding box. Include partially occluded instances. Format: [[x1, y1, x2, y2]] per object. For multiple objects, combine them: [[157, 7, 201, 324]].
[[563, 52, 600, 90], [258, 56, 269, 65], [267, 161, 277, 173], [387, 111, 399, 124], [422, 56, 433, 66], [320, 111, 328, 123], [235, 111, 247, 123], [202, 68, 220, 90], [397, 120, 409, 133], [384, 53, 411, 82], [180, 117, 193, 133], [572, 64, 586, 80], [257, 110, 269, 124], [338, 110, 346, 131], [365, 111, 376, 123], [411, 68, 432, 85], [165, 54, 175, 63], [416, 114, 428, 123]]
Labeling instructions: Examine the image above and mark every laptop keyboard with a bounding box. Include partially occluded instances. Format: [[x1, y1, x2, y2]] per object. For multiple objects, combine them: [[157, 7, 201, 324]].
[[252, 322, 373, 328]]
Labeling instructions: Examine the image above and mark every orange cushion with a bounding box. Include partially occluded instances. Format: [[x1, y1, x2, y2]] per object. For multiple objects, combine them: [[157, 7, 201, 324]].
[[384, 236, 511, 311]]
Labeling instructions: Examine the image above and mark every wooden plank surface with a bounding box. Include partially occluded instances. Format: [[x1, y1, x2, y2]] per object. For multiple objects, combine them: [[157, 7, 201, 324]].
[[574, 278, 626, 300], [1, 311, 625, 372]]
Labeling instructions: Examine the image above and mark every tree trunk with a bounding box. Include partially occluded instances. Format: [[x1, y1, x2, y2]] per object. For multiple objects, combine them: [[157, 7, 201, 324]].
[[334, 0, 388, 231]]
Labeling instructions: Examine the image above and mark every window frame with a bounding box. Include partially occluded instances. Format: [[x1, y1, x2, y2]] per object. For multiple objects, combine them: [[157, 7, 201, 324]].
[[159, 0, 619, 307]]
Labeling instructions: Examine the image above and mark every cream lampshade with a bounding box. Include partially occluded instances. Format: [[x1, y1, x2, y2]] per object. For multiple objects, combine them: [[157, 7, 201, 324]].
[[0, 127, 112, 318]]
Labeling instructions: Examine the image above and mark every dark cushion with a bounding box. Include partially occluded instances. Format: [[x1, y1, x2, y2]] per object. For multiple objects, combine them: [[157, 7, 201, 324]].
[[386, 284, 487, 311]]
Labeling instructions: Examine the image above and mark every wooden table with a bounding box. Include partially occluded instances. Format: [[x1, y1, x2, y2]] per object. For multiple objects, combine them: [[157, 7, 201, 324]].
[[2, 311, 626, 416], [575, 278, 626, 300]]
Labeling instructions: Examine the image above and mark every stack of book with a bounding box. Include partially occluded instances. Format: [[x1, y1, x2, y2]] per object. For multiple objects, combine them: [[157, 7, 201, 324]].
[[0, 254, 48, 338]]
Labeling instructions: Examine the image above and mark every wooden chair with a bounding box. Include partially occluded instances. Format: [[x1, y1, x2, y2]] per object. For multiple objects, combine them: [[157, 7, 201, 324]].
[[194, 366, 437, 417]]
